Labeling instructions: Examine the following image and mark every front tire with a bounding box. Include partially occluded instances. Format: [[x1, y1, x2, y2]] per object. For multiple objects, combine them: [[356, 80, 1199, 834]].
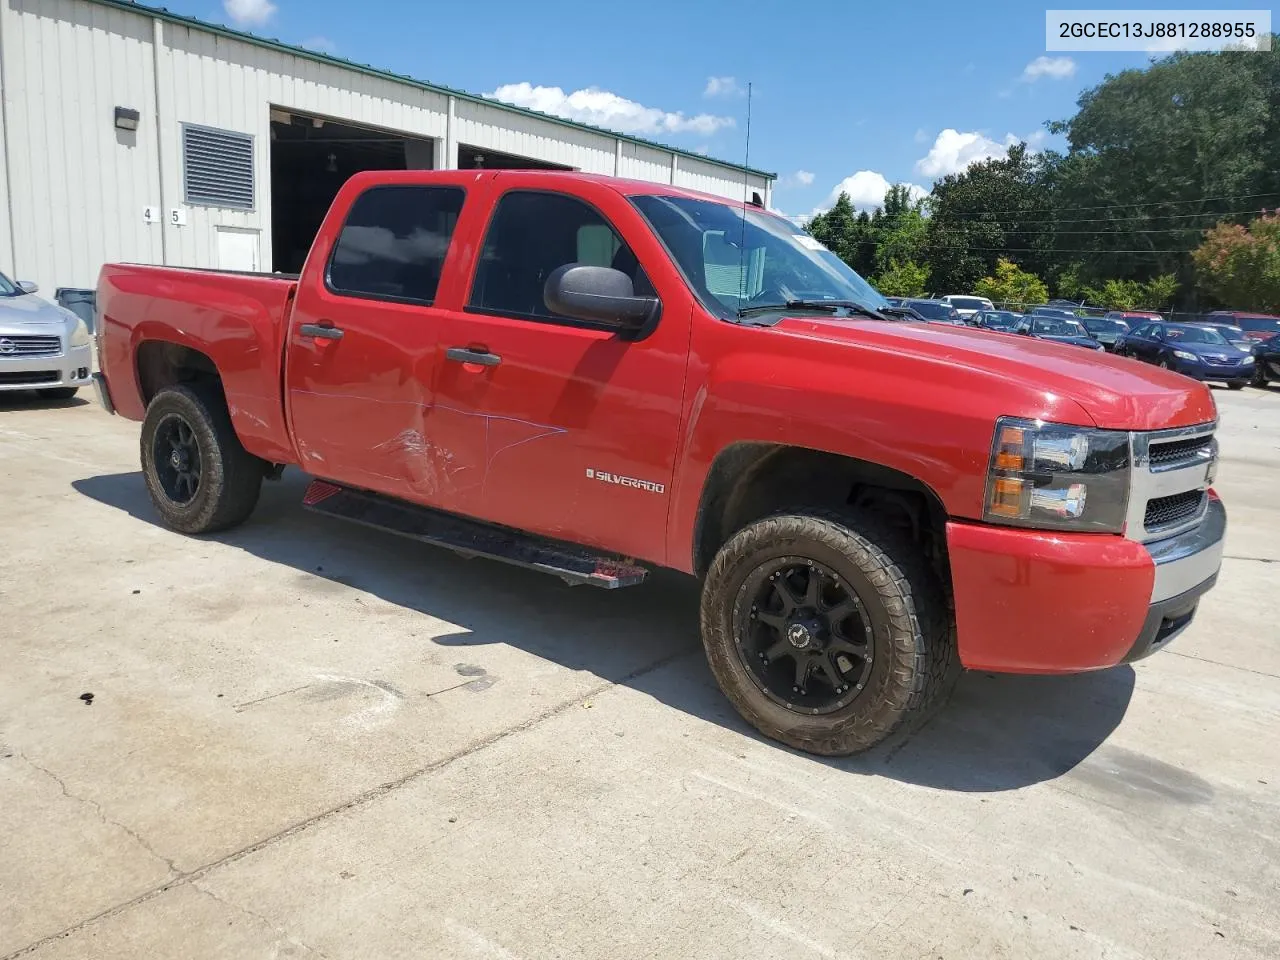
[[140, 385, 264, 534], [700, 513, 957, 756], [1228, 381, 1246, 390], [37, 387, 78, 400], [1253, 366, 1268, 388]]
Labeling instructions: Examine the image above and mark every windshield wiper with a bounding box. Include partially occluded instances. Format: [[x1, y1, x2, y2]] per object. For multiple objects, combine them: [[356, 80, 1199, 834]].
[[737, 299, 889, 321]]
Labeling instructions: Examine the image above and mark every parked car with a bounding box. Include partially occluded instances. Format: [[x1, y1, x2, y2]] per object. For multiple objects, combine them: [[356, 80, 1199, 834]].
[[93, 168, 1226, 757], [0, 270, 93, 399], [1193, 322, 1253, 350], [1081, 315, 1131, 351], [1013, 315, 1105, 350], [1203, 311, 1280, 343], [1250, 334, 1280, 388], [938, 295, 994, 322], [1116, 321, 1253, 388], [902, 298, 964, 324], [883, 296, 904, 307], [972, 309, 1021, 332], [1028, 306, 1081, 322]]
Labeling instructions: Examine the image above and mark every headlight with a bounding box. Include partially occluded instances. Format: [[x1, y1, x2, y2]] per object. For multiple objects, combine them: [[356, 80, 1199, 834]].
[[68, 317, 91, 347], [984, 418, 1130, 533], [1241, 355, 1255, 364], [1173, 349, 1197, 361]]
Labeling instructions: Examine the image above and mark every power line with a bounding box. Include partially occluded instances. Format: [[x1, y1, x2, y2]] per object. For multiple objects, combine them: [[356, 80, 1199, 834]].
[[929, 206, 1272, 227], [927, 190, 1280, 219]]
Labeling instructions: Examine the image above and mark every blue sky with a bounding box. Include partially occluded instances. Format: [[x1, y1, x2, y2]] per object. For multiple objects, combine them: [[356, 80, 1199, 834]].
[[196, 0, 1178, 217]]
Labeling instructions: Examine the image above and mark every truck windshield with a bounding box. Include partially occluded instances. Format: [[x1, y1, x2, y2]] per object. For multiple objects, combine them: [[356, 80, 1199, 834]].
[[630, 194, 888, 319]]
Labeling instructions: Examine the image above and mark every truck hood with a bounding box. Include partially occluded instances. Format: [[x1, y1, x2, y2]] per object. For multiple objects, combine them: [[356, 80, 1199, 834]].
[[778, 316, 1217, 430]]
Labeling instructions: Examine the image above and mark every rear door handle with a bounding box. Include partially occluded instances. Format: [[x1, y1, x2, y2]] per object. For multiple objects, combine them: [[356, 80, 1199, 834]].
[[446, 347, 502, 367], [300, 322, 344, 340]]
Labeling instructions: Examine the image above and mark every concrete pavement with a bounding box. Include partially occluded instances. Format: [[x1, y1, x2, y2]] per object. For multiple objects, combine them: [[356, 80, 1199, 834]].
[[1, 386, 1277, 959]]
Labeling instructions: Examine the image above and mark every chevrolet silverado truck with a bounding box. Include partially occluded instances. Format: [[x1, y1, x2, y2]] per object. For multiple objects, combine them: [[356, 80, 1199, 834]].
[[93, 170, 1226, 755]]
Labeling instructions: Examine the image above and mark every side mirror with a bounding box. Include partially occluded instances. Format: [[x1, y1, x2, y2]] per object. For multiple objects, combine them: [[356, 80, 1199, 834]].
[[1019, 328, 1032, 336], [17, 280, 38, 294], [543, 264, 660, 338]]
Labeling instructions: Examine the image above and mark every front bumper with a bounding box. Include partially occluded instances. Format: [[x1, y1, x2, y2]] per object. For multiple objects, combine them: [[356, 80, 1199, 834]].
[[0, 344, 93, 391], [947, 497, 1226, 673], [1173, 357, 1254, 382]]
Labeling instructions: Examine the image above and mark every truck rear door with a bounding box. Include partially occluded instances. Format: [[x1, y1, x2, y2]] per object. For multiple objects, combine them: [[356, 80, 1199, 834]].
[[283, 177, 468, 501], [428, 177, 695, 565]]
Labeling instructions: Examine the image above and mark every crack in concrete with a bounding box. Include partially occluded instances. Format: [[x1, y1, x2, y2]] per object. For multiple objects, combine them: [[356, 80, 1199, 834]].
[[1169, 650, 1280, 680], [192, 882, 330, 958], [1, 648, 695, 960], [17, 752, 181, 877], [1223, 554, 1278, 564]]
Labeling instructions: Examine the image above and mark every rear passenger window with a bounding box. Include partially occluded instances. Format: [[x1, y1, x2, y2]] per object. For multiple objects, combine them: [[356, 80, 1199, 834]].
[[327, 185, 465, 304], [469, 190, 652, 325]]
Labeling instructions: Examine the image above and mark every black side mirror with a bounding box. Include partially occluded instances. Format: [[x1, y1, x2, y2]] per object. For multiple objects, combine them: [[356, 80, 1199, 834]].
[[543, 264, 660, 338]]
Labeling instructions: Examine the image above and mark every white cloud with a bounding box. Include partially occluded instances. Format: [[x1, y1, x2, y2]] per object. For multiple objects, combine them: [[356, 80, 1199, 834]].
[[827, 171, 928, 212], [915, 129, 1017, 178], [300, 36, 336, 53], [223, 0, 276, 26], [1021, 55, 1076, 82], [794, 169, 815, 186], [704, 76, 743, 98], [913, 128, 929, 144], [486, 82, 735, 136]]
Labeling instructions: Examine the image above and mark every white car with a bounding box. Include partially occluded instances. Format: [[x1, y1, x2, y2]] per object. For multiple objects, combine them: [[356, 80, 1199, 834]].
[[0, 271, 93, 400], [939, 295, 995, 322]]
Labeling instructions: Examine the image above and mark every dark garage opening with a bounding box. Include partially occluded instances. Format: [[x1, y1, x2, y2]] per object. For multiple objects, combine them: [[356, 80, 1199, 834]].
[[457, 143, 572, 171], [270, 109, 435, 274]]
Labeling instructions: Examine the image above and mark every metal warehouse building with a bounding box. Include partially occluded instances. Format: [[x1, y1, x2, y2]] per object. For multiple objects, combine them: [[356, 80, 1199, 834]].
[[0, 0, 774, 295]]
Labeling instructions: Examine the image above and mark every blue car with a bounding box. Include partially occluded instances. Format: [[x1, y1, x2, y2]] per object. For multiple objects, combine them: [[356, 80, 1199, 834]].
[[1116, 320, 1255, 388], [1012, 314, 1105, 351]]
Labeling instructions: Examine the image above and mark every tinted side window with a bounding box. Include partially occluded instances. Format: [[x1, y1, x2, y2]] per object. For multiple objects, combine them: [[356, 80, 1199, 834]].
[[469, 190, 652, 324], [328, 185, 465, 304]]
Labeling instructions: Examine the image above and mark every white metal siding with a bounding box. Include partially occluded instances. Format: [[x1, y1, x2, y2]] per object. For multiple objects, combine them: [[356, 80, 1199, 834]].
[[674, 154, 771, 203], [2, 0, 163, 293], [1, 0, 772, 292], [617, 142, 672, 184], [453, 99, 616, 174]]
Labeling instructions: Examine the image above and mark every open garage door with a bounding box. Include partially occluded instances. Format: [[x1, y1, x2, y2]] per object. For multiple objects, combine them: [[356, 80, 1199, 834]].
[[457, 144, 572, 171], [269, 109, 436, 274]]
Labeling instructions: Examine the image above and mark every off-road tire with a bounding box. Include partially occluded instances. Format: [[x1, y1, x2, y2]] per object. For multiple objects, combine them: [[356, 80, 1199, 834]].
[[700, 512, 958, 756], [37, 387, 78, 400], [140, 384, 263, 534], [1252, 366, 1268, 388]]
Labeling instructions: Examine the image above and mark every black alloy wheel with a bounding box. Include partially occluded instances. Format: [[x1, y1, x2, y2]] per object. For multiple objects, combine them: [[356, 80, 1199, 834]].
[[735, 558, 875, 715], [152, 413, 202, 504]]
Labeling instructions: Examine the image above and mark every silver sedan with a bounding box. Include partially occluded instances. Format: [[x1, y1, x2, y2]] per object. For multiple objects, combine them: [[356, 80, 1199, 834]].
[[0, 271, 93, 399]]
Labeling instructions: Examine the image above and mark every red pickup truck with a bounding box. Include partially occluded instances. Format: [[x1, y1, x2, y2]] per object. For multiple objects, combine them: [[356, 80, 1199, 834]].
[[94, 170, 1225, 755]]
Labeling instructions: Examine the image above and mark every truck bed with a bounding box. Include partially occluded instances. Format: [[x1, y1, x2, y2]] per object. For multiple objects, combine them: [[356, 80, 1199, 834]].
[[96, 263, 299, 464]]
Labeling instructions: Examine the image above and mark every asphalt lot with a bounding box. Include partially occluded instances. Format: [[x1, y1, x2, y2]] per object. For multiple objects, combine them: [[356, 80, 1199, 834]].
[[1, 385, 1278, 959]]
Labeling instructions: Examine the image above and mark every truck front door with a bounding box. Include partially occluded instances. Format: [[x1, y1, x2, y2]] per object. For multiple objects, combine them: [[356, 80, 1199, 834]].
[[284, 179, 467, 503], [429, 181, 693, 565]]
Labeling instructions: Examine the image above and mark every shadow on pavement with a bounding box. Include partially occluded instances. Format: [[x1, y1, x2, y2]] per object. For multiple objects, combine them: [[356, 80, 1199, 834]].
[[73, 468, 1134, 793], [0, 391, 90, 410]]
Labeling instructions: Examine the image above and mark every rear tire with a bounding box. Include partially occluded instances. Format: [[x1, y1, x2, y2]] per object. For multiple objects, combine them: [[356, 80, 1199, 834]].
[[1253, 367, 1269, 388], [140, 384, 264, 534], [700, 512, 958, 756], [1228, 381, 1246, 390], [37, 387, 78, 400]]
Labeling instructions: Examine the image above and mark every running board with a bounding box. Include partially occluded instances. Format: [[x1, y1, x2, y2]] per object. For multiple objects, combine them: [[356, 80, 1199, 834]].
[[302, 480, 648, 589]]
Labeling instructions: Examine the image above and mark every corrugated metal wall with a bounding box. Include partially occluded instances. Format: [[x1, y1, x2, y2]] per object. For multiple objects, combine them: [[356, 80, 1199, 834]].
[[1, 0, 772, 292]]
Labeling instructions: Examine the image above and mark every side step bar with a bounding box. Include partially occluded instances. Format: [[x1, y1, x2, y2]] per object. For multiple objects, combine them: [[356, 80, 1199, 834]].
[[302, 480, 648, 589]]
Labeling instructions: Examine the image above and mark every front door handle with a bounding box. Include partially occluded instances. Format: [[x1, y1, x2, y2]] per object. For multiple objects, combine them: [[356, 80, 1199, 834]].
[[300, 322, 344, 341], [446, 347, 502, 367]]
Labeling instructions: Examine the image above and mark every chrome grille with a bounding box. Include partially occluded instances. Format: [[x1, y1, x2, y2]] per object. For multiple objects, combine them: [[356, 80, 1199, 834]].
[[1149, 434, 1213, 469], [0, 334, 61, 357], [1145, 490, 1206, 530], [1127, 422, 1216, 543]]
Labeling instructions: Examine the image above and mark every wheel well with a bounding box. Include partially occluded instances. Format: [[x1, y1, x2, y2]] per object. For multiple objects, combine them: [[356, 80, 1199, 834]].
[[692, 443, 951, 585], [135, 341, 222, 406]]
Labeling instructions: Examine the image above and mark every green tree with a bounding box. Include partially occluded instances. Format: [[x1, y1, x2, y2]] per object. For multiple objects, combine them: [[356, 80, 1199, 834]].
[[1140, 273, 1180, 309], [1192, 212, 1280, 311], [872, 259, 930, 297], [923, 144, 1055, 293], [973, 258, 1049, 308]]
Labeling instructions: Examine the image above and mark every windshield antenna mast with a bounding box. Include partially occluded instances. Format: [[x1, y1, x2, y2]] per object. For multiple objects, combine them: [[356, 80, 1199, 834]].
[[737, 81, 753, 306]]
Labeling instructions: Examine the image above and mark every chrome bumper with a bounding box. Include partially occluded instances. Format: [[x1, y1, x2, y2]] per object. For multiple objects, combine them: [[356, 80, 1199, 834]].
[[1125, 497, 1226, 661], [0, 344, 93, 391]]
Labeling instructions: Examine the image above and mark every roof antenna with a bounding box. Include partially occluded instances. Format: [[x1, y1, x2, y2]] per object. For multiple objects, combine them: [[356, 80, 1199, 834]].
[[737, 81, 753, 306]]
